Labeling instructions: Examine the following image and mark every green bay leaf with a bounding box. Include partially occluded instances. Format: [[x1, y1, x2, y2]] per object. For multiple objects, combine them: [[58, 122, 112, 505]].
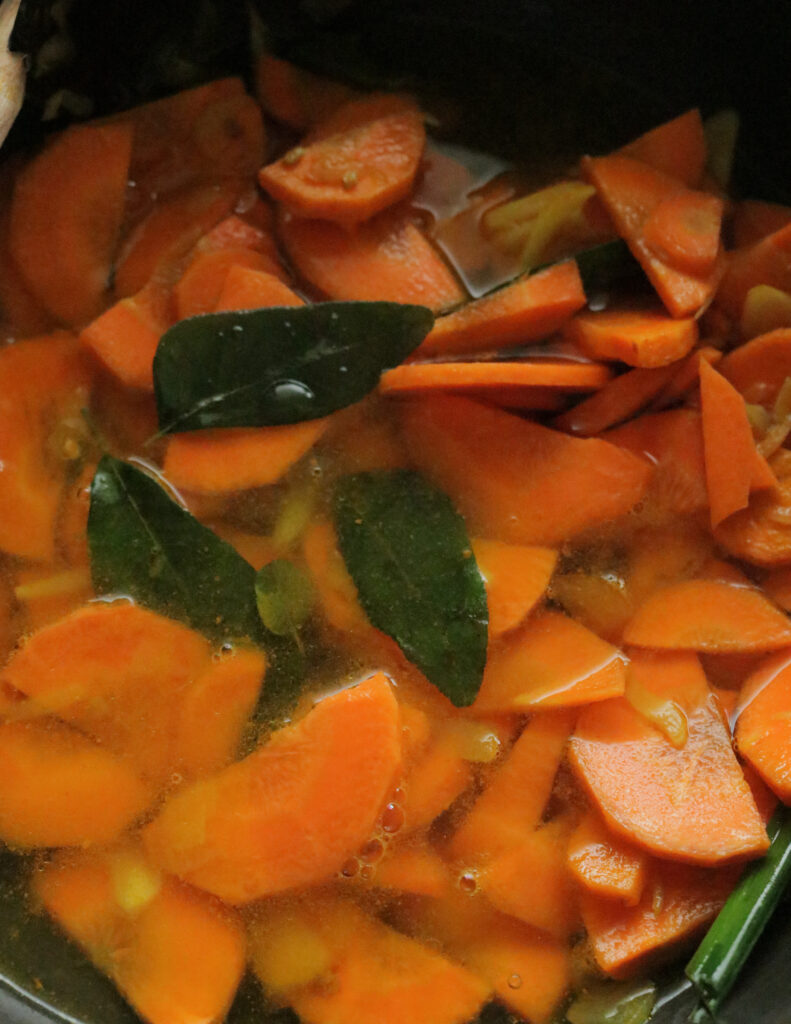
[[333, 470, 488, 707]]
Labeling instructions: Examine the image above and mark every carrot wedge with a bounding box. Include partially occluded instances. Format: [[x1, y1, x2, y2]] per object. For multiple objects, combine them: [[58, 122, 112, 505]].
[[562, 307, 698, 368], [623, 579, 791, 652], [649, 344, 722, 410], [715, 222, 791, 320], [471, 539, 557, 637], [735, 651, 791, 803], [214, 265, 304, 312], [719, 327, 791, 406], [569, 650, 768, 865], [552, 362, 679, 435], [567, 810, 648, 905], [174, 247, 286, 320], [379, 359, 611, 400], [9, 121, 133, 326], [400, 396, 651, 546], [618, 109, 706, 187], [413, 261, 586, 358]]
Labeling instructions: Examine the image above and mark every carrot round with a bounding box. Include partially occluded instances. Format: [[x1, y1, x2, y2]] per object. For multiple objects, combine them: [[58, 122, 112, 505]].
[[562, 307, 698, 368], [719, 327, 791, 406], [569, 651, 768, 865], [259, 94, 425, 224], [735, 651, 791, 803], [618, 109, 706, 187], [143, 673, 402, 902], [472, 539, 557, 637]]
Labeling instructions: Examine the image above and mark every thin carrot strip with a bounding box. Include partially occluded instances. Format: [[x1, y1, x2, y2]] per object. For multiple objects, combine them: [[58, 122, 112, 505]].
[[379, 359, 611, 398], [552, 363, 679, 435], [649, 344, 722, 410], [562, 307, 698, 368], [618, 109, 706, 187]]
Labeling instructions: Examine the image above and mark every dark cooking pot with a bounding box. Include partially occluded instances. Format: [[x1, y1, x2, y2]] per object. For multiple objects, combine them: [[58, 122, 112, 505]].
[[1, 1, 790, 1022]]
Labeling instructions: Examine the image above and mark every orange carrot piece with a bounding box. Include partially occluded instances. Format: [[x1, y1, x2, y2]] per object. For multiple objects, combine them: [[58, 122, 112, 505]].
[[413, 261, 586, 358], [735, 651, 791, 803], [642, 191, 724, 276], [581, 858, 740, 977], [174, 247, 286, 320], [214, 264, 304, 312], [716, 222, 791, 320], [732, 199, 791, 249], [719, 327, 791, 405], [371, 840, 453, 899], [162, 418, 329, 495], [9, 121, 133, 326], [649, 343, 722, 410], [198, 213, 272, 253], [143, 673, 401, 903], [401, 395, 651, 546], [380, 359, 611, 400], [400, 737, 472, 834], [715, 449, 791, 566], [562, 307, 698, 368], [569, 650, 767, 864], [279, 208, 465, 311], [255, 54, 357, 131], [618, 109, 706, 187], [13, 566, 94, 633], [36, 847, 246, 1024], [448, 710, 575, 864], [567, 810, 648, 905], [762, 566, 791, 611], [80, 281, 170, 391], [250, 894, 489, 1024], [0, 332, 93, 562], [480, 816, 580, 938], [302, 520, 370, 633], [623, 578, 791, 652], [552, 363, 679, 435], [0, 163, 52, 336], [0, 720, 151, 848], [473, 610, 626, 713], [583, 154, 723, 317], [260, 94, 425, 225], [472, 539, 557, 637], [741, 761, 779, 825]]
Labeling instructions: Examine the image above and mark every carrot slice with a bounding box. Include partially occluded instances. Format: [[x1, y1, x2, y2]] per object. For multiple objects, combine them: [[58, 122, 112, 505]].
[[569, 650, 768, 864], [618, 109, 706, 187], [583, 154, 723, 317], [260, 94, 425, 225], [214, 265, 304, 312], [399, 732, 472, 834], [0, 162, 52, 336], [719, 327, 791, 405], [36, 847, 246, 1024], [0, 720, 151, 849], [715, 449, 791, 566], [649, 343, 722, 410], [715, 222, 791, 320], [473, 610, 626, 713], [369, 840, 453, 899], [642, 191, 724, 276], [174, 247, 286, 320], [623, 578, 791, 652], [562, 307, 698, 368], [581, 858, 740, 977], [448, 709, 575, 863], [472, 539, 557, 637], [302, 520, 370, 633], [552, 362, 679, 435], [380, 359, 611, 400], [412, 261, 586, 358], [163, 419, 328, 495], [567, 810, 648, 905], [143, 673, 402, 903], [255, 54, 358, 131], [732, 199, 791, 249], [735, 651, 791, 802], [279, 208, 465, 310], [9, 121, 133, 326], [762, 566, 791, 611], [401, 395, 651, 546]]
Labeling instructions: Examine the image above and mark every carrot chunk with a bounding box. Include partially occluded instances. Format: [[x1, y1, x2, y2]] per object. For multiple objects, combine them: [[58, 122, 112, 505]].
[[623, 578, 791, 652], [9, 121, 133, 326], [618, 109, 706, 187], [552, 363, 679, 435], [214, 264, 304, 312], [567, 810, 648, 905], [735, 651, 791, 803], [569, 651, 768, 865], [260, 94, 425, 225], [413, 261, 586, 358], [380, 359, 611, 399], [472, 539, 557, 637], [401, 396, 651, 546], [473, 610, 626, 713], [279, 208, 465, 310], [562, 307, 698, 368], [719, 327, 791, 405], [143, 673, 402, 902]]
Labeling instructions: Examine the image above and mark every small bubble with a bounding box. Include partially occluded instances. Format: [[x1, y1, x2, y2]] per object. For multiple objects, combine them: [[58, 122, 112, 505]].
[[340, 858, 359, 878], [360, 839, 384, 864], [392, 786, 406, 803], [264, 379, 315, 413], [458, 871, 477, 894], [342, 169, 359, 189], [360, 865, 374, 881], [507, 973, 522, 990], [170, 772, 184, 786], [381, 803, 405, 834]]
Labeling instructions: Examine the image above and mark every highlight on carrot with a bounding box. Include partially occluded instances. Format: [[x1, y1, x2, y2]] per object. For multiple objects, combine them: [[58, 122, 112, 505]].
[[562, 307, 698, 368]]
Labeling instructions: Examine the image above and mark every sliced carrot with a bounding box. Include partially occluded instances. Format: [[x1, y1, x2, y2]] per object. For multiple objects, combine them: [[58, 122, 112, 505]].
[[255, 53, 357, 131], [448, 710, 574, 864], [36, 847, 246, 1024], [0, 332, 93, 562], [618, 109, 706, 187], [174, 247, 286, 320], [260, 94, 425, 225], [400, 735, 472, 834], [649, 343, 722, 410], [370, 840, 453, 899], [642, 191, 724, 276], [471, 538, 557, 637], [552, 363, 679, 435], [143, 673, 402, 903], [0, 162, 52, 336], [249, 893, 488, 1024], [762, 566, 791, 610], [302, 520, 370, 633], [735, 651, 791, 803], [623, 578, 791, 652], [581, 858, 740, 977], [279, 207, 465, 311], [715, 449, 791, 566], [562, 307, 698, 368], [80, 280, 170, 392], [0, 720, 151, 848], [162, 419, 328, 495], [401, 395, 651, 546], [715, 222, 791, 320], [732, 199, 791, 249], [741, 761, 779, 824], [13, 566, 94, 633], [214, 264, 304, 312], [569, 650, 767, 864], [567, 809, 647, 905], [473, 610, 626, 713], [198, 213, 272, 253], [10, 121, 133, 326], [583, 154, 723, 317], [412, 261, 586, 358], [741, 285, 791, 340], [719, 327, 791, 405]]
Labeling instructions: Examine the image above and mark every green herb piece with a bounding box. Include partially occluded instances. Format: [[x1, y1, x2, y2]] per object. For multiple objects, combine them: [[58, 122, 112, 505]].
[[255, 559, 314, 636], [565, 979, 656, 1024], [333, 470, 488, 706], [153, 301, 433, 434], [686, 805, 791, 1020]]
